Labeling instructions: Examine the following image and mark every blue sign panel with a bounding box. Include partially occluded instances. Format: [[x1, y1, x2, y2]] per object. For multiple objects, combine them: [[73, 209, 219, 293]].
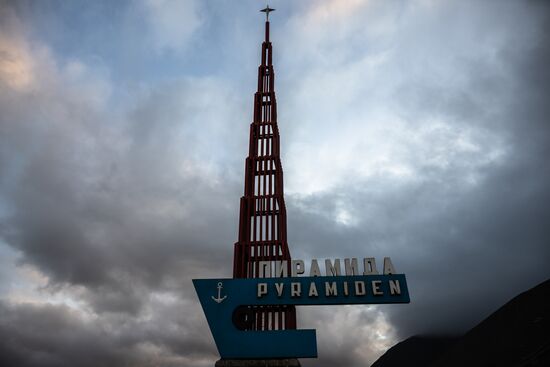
[[193, 274, 409, 359]]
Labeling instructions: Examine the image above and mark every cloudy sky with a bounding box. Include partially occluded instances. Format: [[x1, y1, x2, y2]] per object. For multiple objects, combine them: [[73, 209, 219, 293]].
[[0, 0, 549, 366]]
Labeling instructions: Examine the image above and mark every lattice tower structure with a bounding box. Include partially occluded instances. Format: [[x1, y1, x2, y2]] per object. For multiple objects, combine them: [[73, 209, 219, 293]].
[[233, 20, 297, 331]]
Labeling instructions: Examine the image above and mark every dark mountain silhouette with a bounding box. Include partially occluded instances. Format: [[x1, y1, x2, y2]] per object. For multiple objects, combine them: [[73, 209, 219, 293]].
[[371, 279, 550, 367]]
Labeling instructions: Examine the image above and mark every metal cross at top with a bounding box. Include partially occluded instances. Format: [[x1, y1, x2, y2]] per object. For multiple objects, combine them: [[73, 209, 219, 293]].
[[260, 5, 275, 21]]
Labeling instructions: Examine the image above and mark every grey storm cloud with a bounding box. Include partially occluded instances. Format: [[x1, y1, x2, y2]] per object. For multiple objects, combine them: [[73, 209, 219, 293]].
[[1, 1, 549, 367]]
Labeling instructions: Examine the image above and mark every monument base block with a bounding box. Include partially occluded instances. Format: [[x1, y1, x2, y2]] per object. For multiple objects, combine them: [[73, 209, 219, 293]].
[[215, 359, 301, 367]]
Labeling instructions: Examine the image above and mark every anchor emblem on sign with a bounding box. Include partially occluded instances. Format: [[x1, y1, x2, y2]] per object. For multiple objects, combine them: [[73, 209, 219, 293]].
[[211, 282, 227, 304]]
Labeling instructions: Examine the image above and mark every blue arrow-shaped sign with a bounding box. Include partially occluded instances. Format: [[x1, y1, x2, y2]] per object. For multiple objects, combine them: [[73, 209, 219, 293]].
[[193, 274, 409, 359]]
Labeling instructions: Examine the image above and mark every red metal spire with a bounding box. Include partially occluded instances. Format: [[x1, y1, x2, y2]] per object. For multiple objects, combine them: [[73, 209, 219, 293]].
[[232, 17, 297, 331]]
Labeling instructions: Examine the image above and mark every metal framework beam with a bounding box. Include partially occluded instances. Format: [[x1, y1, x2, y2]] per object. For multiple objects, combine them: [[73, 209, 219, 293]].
[[232, 20, 297, 331]]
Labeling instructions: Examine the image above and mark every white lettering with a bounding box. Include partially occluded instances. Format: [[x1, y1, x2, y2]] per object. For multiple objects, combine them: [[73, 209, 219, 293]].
[[308, 282, 318, 297], [354, 281, 366, 296], [258, 261, 271, 278], [372, 280, 383, 296], [268, 258, 398, 277], [363, 258, 379, 275], [291, 260, 305, 277], [325, 259, 341, 276], [291, 282, 301, 297], [383, 257, 396, 275], [344, 258, 359, 275], [325, 281, 338, 296], [257, 283, 268, 298], [389, 280, 401, 295], [343, 281, 349, 296], [275, 260, 288, 277], [310, 259, 322, 276], [275, 283, 284, 297]]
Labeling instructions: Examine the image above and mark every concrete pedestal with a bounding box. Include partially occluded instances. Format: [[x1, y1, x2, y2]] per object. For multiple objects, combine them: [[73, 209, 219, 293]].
[[215, 359, 301, 367]]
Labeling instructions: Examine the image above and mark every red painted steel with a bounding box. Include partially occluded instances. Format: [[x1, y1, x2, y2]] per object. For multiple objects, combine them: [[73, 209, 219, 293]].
[[233, 21, 297, 331]]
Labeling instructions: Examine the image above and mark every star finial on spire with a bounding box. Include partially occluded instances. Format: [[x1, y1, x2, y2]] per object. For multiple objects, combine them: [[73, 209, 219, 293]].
[[260, 5, 275, 21]]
